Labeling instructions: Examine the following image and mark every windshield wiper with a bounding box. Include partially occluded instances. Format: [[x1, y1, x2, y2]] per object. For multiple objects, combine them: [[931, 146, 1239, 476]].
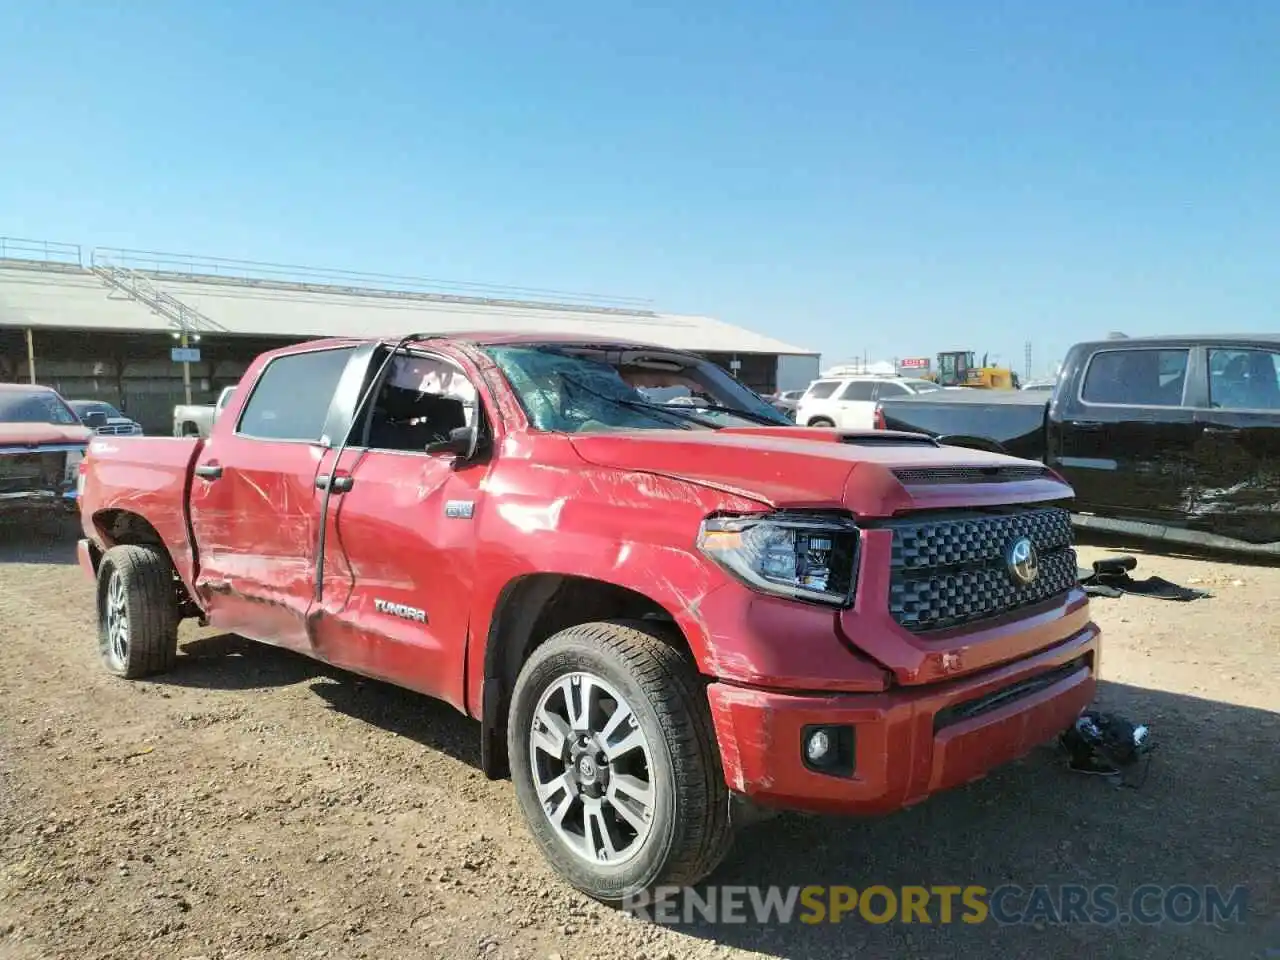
[[670, 402, 787, 426], [558, 376, 720, 430]]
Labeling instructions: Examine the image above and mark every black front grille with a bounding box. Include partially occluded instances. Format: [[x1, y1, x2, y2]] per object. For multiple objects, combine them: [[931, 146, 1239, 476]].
[[893, 464, 1047, 485], [0, 451, 66, 495], [882, 506, 1076, 632]]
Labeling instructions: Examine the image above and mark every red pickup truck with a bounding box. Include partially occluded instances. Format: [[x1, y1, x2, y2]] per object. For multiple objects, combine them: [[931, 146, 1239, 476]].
[[77, 333, 1099, 901], [1, 383, 91, 517]]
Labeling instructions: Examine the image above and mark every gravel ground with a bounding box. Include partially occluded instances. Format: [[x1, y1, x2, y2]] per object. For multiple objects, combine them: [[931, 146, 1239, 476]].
[[0, 523, 1275, 959]]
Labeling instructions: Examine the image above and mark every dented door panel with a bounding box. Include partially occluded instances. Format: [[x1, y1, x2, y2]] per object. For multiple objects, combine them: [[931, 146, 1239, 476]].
[[308, 447, 489, 711]]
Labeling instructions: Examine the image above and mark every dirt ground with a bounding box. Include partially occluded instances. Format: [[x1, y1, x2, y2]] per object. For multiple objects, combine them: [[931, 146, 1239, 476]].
[[0, 523, 1275, 960]]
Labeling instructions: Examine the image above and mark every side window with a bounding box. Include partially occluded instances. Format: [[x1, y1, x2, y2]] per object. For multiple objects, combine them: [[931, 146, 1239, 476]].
[[237, 347, 355, 441], [839, 381, 877, 401], [1209, 348, 1280, 411], [1081, 349, 1189, 407], [875, 382, 909, 399], [362, 352, 480, 452], [804, 380, 840, 400]]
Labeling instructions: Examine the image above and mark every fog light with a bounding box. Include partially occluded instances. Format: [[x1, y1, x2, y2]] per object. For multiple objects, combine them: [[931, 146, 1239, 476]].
[[801, 724, 856, 777], [805, 729, 831, 763]]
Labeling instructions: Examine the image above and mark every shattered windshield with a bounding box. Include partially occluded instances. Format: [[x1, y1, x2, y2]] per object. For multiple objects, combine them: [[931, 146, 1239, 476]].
[[482, 345, 791, 433], [0, 390, 80, 425]]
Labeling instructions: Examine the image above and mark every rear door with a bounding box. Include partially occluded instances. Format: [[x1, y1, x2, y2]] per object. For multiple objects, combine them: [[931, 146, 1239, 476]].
[[833, 380, 878, 428], [1191, 344, 1280, 544], [188, 344, 357, 652], [1050, 345, 1198, 519], [797, 379, 841, 425]]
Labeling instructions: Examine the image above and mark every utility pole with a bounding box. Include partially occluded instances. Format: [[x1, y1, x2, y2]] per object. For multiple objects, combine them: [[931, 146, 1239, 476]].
[[181, 329, 192, 405]]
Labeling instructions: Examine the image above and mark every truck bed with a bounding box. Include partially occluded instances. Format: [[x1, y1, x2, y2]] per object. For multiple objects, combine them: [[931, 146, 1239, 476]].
[[79, 436, 204, 588], [877, 390, 1050, 461]]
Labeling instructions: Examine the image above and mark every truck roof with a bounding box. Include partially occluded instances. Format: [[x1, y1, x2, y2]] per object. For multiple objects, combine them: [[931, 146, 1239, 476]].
[[0, 382, 58, 393], [275, 332, 698, 355], [1076, 333, 1280, 348]]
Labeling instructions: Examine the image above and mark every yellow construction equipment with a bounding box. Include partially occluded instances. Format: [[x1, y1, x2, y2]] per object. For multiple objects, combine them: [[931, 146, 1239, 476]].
[[924, 351, 1018, 389]]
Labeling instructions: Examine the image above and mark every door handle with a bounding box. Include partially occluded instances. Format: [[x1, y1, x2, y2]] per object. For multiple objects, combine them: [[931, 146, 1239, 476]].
[[194, 463, 223, 480], [1068, 420, 1104, 431], [316, 473, 354, 493], [1202, 425, 1242, 436]]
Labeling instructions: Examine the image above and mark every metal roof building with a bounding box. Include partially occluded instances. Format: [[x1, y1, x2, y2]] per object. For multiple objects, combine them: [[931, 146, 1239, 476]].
[[0, 243, 812, 355], [0, 239, 819, 431]]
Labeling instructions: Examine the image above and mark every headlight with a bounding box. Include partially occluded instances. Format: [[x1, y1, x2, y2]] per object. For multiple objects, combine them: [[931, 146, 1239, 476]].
[[64, 449, 84, 483], [697, 512, 859, 606]]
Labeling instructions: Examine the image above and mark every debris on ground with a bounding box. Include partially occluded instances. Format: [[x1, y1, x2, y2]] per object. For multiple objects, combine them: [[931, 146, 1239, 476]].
[[1077, 554, 1212, 601]]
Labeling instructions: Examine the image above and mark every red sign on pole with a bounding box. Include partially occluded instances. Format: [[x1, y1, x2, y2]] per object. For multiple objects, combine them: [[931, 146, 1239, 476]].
[[899, 357, 931, 370]]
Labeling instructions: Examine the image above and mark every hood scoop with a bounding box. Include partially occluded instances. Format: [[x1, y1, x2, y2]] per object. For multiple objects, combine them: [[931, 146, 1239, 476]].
[[839, 433, 939, 447]]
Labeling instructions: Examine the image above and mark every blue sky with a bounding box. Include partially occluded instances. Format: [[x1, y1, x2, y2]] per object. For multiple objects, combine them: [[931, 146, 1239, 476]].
[[1, 1, 1276, 373]]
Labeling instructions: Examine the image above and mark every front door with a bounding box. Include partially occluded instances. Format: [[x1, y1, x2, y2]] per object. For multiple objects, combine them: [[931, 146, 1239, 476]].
[[308, 349, 492, 712], [1190, 344, 1280, 545], [189, 344, 357, 652], [1049, 345, 1199, 520]]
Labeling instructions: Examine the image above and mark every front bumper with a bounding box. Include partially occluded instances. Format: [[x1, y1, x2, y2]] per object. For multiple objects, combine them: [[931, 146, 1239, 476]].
[[707, 624, 1098, 815]]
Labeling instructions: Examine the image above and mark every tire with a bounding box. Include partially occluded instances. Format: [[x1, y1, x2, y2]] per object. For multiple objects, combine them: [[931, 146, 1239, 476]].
[[807, 417, 835, 427], [97, 544, 180, 679], [507, 621, 734, 902]]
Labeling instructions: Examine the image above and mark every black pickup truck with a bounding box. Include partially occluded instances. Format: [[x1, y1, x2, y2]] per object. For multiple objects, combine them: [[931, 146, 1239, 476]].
[[875, 334, 1280, 556]]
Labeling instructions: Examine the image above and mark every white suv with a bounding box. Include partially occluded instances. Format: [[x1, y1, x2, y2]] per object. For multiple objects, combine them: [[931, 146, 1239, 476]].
[[796, 375, 942, 429]]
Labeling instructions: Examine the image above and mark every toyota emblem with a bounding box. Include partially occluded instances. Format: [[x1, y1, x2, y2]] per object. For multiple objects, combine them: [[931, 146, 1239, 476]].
[[1005, 536, 1039, 585]]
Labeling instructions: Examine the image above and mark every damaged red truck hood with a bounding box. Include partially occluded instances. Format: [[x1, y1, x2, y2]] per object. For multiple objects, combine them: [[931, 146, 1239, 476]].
[[0, 423, 93, 448], [569, 427, 1073, 516]]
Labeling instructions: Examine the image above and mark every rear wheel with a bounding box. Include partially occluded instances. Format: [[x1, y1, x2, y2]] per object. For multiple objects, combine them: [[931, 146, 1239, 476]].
[[97, 544, 180, 678], [507, 621, 734, 902]]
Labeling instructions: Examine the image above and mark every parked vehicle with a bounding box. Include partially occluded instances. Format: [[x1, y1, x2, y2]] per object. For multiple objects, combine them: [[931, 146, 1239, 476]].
[[78, 333, 1098, 901], [68, 400, 144, 436], [173, 385, 236, 438], [0, 383, 90, 516], [875, 334, 1280, 555], [1020, 379, 1056, 392], [767, 388, 805, 417], [797, 374, 941, 428]]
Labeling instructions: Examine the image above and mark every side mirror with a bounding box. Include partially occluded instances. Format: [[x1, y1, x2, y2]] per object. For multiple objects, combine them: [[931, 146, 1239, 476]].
[[83, 411, 109, 429], [426, 425, 480, 460]]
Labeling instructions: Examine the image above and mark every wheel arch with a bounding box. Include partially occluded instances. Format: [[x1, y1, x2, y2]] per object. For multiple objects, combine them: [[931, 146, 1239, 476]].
[[90, 509, 200, 616], [478, 572, 697, 779]]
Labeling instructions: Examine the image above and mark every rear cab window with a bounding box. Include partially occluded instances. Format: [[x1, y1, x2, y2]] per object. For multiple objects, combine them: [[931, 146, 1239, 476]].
[[1081, 348, 1190, 407], [236, 347, 356, 441]]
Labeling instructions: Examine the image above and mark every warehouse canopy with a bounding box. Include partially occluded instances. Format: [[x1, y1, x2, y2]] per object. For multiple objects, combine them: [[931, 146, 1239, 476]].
[[0, 259, 815, 357]]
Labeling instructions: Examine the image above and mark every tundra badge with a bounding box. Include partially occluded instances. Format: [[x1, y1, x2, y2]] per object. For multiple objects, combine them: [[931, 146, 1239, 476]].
[[374, 598, 427, 623]]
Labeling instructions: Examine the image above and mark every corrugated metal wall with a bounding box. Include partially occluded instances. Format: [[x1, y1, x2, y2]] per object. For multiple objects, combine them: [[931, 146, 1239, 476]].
[[0, 329, 297, 434]]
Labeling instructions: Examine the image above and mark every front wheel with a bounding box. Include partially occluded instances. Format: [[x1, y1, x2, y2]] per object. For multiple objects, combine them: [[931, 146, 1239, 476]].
[[507, 621, 734, 902], [807, 416, 835, 427]]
